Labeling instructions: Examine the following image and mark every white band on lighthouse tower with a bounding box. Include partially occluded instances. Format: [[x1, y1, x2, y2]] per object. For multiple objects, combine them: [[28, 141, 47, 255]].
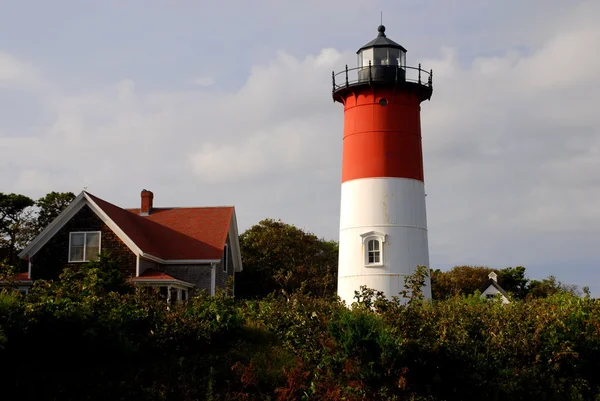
[[337, 177, 431, 305]]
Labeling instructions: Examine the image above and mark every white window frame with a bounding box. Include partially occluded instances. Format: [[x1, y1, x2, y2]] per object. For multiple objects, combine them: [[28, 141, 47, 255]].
[[223, 243, 229, 273], [360, 231, 386, 267], [68, 231, 101, 263]]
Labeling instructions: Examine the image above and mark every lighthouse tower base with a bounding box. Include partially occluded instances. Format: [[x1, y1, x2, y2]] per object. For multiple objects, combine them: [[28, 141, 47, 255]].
[[337, 177, 432, 306]]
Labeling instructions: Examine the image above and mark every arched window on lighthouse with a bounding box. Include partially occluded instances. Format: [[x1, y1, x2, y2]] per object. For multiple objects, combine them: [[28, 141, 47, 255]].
[[360, 231, 386, 267], [367, 240, 380, 263]]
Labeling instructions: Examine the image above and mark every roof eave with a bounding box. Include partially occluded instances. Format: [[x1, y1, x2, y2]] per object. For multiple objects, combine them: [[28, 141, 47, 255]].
[[140, 253, 220, 265], [18, 191, 87, 259], [229, 208, 243, 272], [131, 279, 195, 288]]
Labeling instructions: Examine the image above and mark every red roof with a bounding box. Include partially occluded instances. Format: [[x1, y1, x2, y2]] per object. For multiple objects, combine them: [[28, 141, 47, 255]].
[[131, 269, 178, 281], [86, 193, 233, 261], [13, 272, 30, 281]]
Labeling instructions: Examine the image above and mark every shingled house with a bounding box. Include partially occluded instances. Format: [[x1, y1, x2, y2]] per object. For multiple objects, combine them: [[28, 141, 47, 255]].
[[15, 190, 243, 300]]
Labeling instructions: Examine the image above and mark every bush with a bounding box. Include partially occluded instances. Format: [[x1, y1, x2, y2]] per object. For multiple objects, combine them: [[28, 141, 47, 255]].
[[1, 261, 599, 400]]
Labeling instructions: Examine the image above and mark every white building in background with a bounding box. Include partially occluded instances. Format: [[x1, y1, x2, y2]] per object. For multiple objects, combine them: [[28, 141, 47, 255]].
[[480, 272, 510, 304]]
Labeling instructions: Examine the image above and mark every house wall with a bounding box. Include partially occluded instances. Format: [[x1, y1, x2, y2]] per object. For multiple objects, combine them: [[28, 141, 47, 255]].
[[215, 234, 235, 293], [162, 265, 213, 295], [31, 205, 137, 280], [481, 285, 510, 304], [138, 257, 159, 276]]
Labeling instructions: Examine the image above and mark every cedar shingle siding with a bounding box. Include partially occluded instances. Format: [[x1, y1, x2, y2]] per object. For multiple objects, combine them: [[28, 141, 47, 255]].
[[162, 265, 213, 295], [31, 205, 136, 280]]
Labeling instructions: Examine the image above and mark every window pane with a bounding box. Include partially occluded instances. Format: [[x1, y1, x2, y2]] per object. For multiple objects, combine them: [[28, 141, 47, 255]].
[[360, 48, 373, 67], [388, 48, 400, 66], [85, 232, 100, 261], [373, 253, 380, 263], [86, 232, 100, 248], [71, 233, 84, 246], [373, 48, 387, 65], [372, 241, 379, 251], [86, 246, 99, 261], [70, 246, 84, 262], [399, 51, 406, 68]]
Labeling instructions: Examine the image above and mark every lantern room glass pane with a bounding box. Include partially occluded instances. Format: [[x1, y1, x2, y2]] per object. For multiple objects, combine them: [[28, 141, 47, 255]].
[[360, 48, 373, 67], [388, 48, 400, 66], [373, 48, 387, 65], [399, 51, 406, 68]]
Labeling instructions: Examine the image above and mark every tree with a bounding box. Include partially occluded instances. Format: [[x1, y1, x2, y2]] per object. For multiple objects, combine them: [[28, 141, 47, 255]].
[[432, 265, 580, 300], [0, 193, 35, 267], [527, 275, 580, 299], [431, 265, 494, 300], [498, 266, 529, 298], [35, 191, 75, 231], [400, 265, 430, 305], [236, 219, 338, 299]]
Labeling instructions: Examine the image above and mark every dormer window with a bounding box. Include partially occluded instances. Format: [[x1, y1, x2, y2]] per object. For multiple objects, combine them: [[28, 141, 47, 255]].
[[360, 231, 386, 267], [69, 231, 101, 262]]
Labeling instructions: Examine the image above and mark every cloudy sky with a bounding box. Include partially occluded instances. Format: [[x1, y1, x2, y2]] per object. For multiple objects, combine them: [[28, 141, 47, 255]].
[[1, 0, 599, 293]]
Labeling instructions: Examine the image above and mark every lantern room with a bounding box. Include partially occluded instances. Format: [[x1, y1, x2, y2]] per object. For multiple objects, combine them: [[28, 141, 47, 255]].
[[357, 25, 407, 83], [332, 25, 432, 103], [357, 25, 407, 68]]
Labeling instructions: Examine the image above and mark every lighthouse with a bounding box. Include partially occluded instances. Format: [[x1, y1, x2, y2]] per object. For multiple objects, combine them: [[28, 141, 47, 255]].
[[332, 25, 434, 304]]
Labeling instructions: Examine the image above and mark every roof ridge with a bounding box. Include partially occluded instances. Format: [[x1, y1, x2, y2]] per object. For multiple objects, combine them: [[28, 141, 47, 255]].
[[125, 206, 234, 210], [86, 192, 168, 258], [85, 192, 232, 260]]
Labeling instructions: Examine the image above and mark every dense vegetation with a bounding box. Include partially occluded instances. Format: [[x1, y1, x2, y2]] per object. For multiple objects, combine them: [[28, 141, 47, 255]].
[[2, 192, 597, 400], [1, 257, 599, 401]]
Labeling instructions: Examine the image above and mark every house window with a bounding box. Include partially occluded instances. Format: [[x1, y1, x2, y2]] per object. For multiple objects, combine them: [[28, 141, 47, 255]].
[[223, 244, 229, 273], [69, 232, 101, 262], [360, 231, 386, 267]]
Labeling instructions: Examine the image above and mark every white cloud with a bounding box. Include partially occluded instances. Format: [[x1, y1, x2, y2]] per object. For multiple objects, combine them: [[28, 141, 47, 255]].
[[0, 52, 31, 84], [189, 76, 216, 87]]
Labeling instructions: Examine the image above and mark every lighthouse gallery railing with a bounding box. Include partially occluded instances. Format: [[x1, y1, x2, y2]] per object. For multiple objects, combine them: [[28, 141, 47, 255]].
[[332, 63, 433, 93]]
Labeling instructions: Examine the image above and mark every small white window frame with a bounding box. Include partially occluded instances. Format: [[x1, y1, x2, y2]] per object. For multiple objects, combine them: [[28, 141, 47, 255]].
[[360, 231, 386, 267], [68, 231, 101, 263], [223, 243, 229, 273]]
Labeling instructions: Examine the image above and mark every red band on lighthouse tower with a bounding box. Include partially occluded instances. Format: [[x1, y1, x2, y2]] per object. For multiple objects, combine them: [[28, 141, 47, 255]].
[[341, 89, 424, 183]]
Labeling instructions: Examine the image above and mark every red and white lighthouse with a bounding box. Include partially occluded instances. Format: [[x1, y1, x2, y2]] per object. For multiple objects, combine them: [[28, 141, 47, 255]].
[[332, 25, 434, 304]]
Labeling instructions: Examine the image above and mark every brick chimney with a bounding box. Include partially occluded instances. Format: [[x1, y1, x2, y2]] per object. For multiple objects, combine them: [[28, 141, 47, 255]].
[[140, 189, 154, 216]]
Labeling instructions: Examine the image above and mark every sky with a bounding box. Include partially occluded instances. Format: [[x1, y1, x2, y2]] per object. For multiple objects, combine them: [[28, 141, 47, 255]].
[[1, 0, 599, 293]]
